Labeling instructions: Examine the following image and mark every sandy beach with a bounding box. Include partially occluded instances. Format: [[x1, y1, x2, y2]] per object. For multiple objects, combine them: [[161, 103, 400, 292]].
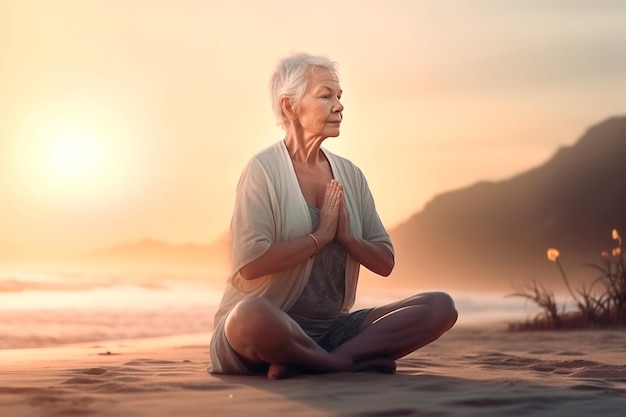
[[2, 324, 625, 417]]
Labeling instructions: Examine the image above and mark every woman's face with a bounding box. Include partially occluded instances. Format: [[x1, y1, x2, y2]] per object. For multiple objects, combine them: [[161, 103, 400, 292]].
[[293, 68, 344, 139]]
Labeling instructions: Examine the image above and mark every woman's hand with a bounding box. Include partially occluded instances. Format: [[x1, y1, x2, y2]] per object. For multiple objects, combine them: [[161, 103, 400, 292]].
[[336, 195, 353, 246], [239, 180, 345, 280], [315, 180, 342, 245]]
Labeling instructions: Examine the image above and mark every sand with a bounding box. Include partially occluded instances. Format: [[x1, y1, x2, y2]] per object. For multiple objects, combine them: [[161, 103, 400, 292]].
[[1, 324, 625, 417]]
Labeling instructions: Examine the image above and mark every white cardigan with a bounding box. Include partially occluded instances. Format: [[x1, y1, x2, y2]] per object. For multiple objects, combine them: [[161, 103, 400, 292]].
[[213, 141, 394, 327]]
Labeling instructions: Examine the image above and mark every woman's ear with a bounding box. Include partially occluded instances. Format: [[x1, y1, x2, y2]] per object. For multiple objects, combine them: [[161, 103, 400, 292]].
[[281, 97, 296, 123]]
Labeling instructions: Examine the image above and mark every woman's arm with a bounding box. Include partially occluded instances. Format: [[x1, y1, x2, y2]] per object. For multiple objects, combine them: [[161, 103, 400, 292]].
[[336, 198, 395, 277], [239, 234, 320, 280], [240, 180, 343, 280]]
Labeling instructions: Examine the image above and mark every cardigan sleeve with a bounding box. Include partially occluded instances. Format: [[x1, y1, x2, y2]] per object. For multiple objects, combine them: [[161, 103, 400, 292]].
[[333, 154, 394, 257], [228, 158, 276, 288], [357, 167, 394, 256]]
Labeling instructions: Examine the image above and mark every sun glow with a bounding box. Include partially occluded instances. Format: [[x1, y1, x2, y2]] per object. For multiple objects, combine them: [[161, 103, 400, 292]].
[[11, 96, 137, 207], [46, 130, 105, 185], [21, 123, 118, 204]]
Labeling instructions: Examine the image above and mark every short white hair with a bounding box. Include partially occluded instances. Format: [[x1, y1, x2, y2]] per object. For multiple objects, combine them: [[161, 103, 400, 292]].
[[269, 52, 339, 128]]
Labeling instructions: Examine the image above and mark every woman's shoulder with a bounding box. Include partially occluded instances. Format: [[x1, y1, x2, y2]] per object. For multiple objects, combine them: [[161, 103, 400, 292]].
[[238, 141, 290, 184], [323, 148, 365, 179], [239, 141, 282, 170], [248, 141, 285, 165]]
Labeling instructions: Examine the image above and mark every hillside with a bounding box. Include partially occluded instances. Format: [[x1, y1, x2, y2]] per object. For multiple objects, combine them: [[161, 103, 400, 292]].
[[83, 235, 229, 273], [72, 116, 626, 293], [386, 116, 626, 293]]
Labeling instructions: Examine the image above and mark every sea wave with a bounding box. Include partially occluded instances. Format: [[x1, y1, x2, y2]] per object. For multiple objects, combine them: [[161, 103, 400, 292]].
[[0, 271, 223, 349], [0, 272, 544, 350], [0, 278, 120, 292], [0, 307, 213, 349]]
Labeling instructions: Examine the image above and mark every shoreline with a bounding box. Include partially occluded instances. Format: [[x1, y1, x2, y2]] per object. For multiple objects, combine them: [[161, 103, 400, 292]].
[[0, 319, 510, 356]]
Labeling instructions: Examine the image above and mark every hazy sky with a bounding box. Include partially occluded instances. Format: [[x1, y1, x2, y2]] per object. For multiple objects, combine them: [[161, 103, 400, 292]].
[[1, 0, 625, 253]]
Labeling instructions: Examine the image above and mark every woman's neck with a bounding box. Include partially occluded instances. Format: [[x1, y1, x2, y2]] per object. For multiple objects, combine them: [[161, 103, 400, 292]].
[[283, 131, 325, 168]]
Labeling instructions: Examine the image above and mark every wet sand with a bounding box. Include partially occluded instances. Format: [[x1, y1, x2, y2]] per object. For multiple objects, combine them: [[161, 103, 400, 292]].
[[1, 324, 625, 417]]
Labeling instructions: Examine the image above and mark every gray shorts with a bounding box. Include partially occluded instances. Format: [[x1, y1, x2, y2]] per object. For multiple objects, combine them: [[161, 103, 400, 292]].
[[208, 308, 373, 375]]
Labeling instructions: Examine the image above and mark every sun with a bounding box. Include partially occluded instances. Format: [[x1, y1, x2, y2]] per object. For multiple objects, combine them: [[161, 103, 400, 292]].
[[11, 94, 139, 211], [9, 91, 145, 211], [16, 124, 120, 204], [46, 131, 104, 183]]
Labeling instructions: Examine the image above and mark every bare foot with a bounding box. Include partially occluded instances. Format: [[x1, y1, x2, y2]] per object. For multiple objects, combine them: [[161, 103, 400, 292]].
[[351, 357, 396, 374], [267, 363, 300, 380]]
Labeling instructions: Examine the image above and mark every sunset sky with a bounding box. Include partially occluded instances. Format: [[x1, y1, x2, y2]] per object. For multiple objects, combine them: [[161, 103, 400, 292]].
[[1, 0, 625, 255]]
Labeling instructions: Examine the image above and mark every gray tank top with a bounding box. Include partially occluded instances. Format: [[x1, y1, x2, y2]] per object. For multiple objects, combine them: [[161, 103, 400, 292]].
[[287, 204, 347, 340]]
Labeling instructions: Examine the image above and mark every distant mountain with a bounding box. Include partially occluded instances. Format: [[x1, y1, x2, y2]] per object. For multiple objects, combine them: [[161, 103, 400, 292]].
[[386, 116, 626, 293], [78, 116, 626, 292], [85, 235, 229, 272]]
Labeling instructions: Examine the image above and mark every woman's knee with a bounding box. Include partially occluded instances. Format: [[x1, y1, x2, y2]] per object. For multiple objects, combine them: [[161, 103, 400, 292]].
[[225, 297, 291, 345], [411, 291, 457, 330], [429, 291, 458, 329], [230, 297, 274, 319]]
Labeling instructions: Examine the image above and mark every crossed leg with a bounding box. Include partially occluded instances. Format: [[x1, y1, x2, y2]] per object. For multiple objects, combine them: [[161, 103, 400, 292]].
[[331, 291, 458, 363], [224, 297, 353, 378], [224, 292, 457, 379]]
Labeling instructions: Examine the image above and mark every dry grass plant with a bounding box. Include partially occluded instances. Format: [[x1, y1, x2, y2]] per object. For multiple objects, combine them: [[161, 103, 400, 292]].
[[508, 229, 625, 330]]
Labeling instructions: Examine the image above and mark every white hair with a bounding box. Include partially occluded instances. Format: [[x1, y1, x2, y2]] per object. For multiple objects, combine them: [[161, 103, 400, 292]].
[[269, 52, 339, 129]]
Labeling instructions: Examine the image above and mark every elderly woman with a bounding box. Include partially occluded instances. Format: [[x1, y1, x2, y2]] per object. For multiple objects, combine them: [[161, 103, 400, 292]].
[[209, 53, 457, 379]]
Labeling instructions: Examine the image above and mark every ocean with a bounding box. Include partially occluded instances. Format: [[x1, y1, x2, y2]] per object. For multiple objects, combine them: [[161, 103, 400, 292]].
[[0, 270, 542, 350]]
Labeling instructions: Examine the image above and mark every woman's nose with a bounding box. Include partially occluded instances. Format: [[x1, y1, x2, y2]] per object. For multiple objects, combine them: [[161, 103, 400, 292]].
[[334, 97, 344, 112]]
